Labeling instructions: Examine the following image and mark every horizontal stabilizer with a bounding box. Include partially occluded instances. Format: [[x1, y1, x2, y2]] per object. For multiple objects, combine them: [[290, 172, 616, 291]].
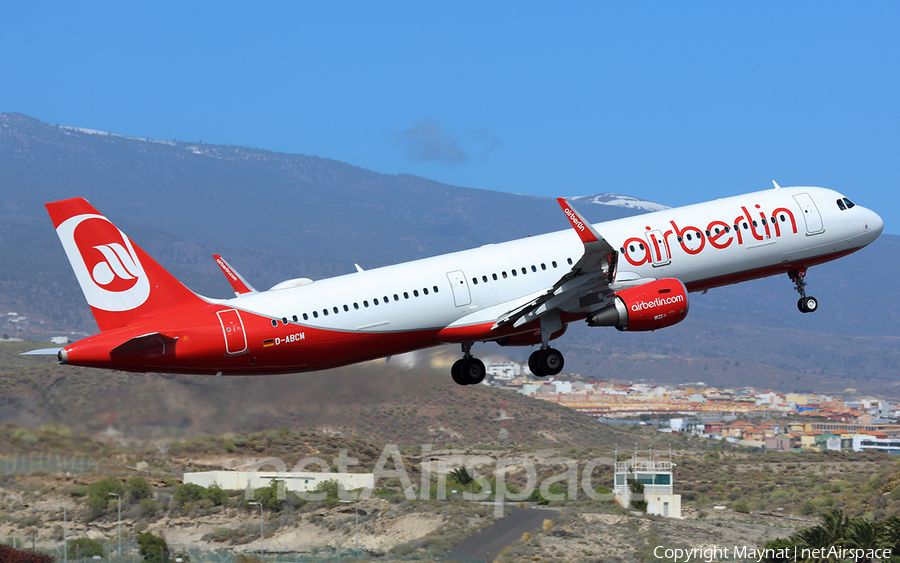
[[110, 332, 178, 357], [20, 347, 63, 356]]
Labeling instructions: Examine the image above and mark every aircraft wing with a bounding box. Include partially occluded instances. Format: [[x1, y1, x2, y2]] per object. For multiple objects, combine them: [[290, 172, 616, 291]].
[[493, 198, 620, 330]]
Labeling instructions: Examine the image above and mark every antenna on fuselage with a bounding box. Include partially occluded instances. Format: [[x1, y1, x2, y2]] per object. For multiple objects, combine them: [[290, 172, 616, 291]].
[[772, 180, 781, 189]]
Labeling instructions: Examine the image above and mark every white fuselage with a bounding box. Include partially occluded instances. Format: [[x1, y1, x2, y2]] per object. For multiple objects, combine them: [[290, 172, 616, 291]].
[[226, 186, 882, 337]]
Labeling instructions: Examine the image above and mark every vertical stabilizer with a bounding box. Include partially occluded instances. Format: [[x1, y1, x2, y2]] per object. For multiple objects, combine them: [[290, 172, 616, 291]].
[[45, 198, 205, 331]]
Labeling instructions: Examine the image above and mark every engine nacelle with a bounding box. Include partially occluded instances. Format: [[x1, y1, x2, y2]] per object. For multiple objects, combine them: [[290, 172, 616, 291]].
[[586, 278, 689, 332], [495, 325, 567, 347]]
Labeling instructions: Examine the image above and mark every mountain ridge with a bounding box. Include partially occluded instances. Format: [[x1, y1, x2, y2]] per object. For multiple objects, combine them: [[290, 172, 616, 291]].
[[1, 112, 897, 397]]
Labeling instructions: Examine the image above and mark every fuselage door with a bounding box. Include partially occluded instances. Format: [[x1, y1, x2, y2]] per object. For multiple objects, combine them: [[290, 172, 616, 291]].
[[644, 230, 671, 267], [793, 193, 824, 235], [446, 270, 472, 307], [217, 309, 248, 355]]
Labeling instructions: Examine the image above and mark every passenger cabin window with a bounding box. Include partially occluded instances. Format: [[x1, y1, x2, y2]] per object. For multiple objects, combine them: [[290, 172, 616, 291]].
[[303, 313, 309, 320], [353, 303, 359, 309], [323, 309, 328, 316], [333, 307, 338, 314], [344, 304, 349, 311], [511, 269, 517, 276], [541, 263, 546, 270], [492, 273, 498, 280], [423, 288, 429, 295], [313, 311, 319, 318], [433, 285, 439, 293], [363, 300, 369, 307], [403, 292, 409, 299], [482, 275, 488, 282], [502, 271, 507, 278], [531, 265, 537, 272], [373, 298, 379, 305], [472, 277, 478, 284], [394, 294, 399, 301], [413, 290, 419, 297], [271, 319, 277, 327], [567, 258, 573, 265], [292, 315, 298, 322], [552, 261, 557, 268]]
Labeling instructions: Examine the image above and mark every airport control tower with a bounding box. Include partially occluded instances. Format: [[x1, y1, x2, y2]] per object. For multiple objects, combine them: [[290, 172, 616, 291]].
[[614, 448, 681, 518]]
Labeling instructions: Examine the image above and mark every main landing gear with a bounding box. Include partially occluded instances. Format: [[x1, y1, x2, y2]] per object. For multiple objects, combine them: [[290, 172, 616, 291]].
[[451, 342, 486, 386], [789, 268, 818, 313], [529, 347, 564, 378]]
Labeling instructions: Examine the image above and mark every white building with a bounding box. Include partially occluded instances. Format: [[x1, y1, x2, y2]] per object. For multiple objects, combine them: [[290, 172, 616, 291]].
[[614, 454, 682, 519], [851, 436, 900, 454], [486, 361, 521, 381], [184, 471, 374, 493]]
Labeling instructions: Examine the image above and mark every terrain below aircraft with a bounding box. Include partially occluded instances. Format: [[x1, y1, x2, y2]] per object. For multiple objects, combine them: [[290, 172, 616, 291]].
[[27, 184, 882, 385]]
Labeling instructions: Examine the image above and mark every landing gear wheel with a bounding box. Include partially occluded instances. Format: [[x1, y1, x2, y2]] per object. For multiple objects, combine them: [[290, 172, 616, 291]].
[[451, 359, 467, 385], [529, 348, 565, 377], [528, 350, 543, 377], [798, 296, 818, 313], [461, 358, 486, 384], [542, 348, 565, 376]]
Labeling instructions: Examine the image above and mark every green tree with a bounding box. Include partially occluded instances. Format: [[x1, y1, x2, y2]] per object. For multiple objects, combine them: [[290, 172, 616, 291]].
[[86, 478, 124, 520], [205, 484, 228, 506], [628, 478, 647, 512], [126, 476, 153, 502], [255, 479, 285, 511], [449, 467, 475, 499], [70, 538, 105, 558], [137, 531, 169, 563], [173, 483, 206, 506]]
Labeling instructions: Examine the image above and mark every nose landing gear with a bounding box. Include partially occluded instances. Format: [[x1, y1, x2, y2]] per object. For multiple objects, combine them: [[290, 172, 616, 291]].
[[451, 342, 486, 386], [789, 269, 818, 313]]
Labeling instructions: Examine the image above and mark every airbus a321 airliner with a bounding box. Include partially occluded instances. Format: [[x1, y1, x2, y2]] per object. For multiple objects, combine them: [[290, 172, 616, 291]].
[[28, 183, 882, 385]]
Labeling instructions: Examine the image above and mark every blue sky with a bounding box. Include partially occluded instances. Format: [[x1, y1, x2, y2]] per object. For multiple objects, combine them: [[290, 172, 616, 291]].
[[3, 2, 898, 232]]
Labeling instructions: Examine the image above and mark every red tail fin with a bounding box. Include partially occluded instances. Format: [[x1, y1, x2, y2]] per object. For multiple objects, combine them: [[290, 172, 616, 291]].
[[46, 198, 205, 331]]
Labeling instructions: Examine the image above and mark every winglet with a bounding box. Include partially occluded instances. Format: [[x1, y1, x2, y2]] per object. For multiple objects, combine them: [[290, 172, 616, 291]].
[[213, 254, 257, 296], [557, 198, 601, 244]]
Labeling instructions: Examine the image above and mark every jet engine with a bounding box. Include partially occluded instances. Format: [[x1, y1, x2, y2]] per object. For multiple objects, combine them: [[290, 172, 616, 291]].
[[586, 278, 689, 331]]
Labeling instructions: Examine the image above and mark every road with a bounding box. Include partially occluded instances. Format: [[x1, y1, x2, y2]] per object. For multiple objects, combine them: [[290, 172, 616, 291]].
[[449, 505, 559, 562]]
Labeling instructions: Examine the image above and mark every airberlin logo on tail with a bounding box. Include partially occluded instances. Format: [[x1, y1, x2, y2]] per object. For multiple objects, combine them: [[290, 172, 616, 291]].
[[91, 243, 140, 285], [56, 213, 150, 312], [631, 294, 684, 312]]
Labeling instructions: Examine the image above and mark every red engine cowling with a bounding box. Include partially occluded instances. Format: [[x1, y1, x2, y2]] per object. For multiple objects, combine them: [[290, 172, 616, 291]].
[[586, 278, 689, 331]]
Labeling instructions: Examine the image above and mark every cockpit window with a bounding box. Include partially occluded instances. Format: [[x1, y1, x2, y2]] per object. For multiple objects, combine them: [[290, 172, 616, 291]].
[[837, 199, 846, 211], [843, 197, 855, 209]]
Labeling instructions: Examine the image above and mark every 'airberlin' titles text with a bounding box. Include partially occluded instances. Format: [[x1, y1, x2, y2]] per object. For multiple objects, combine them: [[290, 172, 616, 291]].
[[216, 257, 239, 282], [631, 294, 684, 312], [621, 202, 798, 267], [564, 207, 586, 232]]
